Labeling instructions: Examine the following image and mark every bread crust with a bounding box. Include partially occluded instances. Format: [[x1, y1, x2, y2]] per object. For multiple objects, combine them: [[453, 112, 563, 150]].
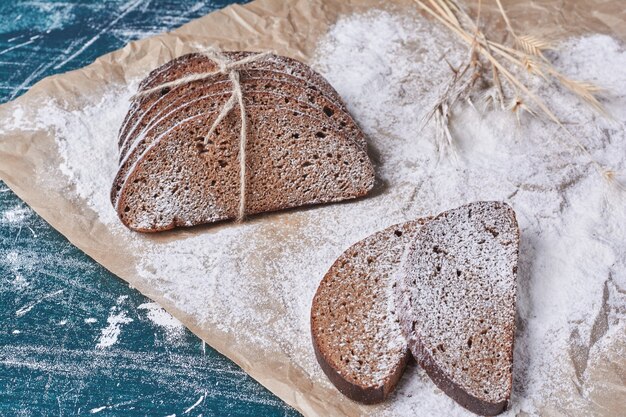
[[411, 335, 509, 415], [112, 52, 375, 231], [310, 328, 409, 404], [310, 219, 428, 404], [396, 201, 518, 416]]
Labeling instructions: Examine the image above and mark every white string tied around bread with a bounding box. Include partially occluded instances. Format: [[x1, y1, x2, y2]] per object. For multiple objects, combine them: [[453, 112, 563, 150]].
[[131, 48, 273, 222]]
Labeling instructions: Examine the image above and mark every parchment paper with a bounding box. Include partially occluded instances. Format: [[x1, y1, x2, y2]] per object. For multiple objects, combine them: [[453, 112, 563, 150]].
[[0, 0, 624, 416]]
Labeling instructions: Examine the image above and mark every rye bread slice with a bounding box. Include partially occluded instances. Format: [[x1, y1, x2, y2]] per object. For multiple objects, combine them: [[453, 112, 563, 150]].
[[115, 104, 374, 231], [110, 89, 366, 210], [118, 68, 353, 151], [118, 75, 366, 162], [310, 219, 429, 404], [138, 52, 345, 105], [119, 52, 348, 147], [395, 201, 518, 415]]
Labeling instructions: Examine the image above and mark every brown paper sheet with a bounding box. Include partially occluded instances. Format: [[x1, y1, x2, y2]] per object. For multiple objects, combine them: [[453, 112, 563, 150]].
[[0, 0, 624, 416]]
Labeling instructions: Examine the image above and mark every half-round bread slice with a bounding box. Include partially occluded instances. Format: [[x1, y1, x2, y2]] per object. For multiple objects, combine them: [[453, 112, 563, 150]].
[[119, 52, 350, 148], [395, 201, 518, 415], [110, 89, 369, 214], [310, 218, 429, 404], [118, 75, 366, 163], [115, 104, 374, 231]]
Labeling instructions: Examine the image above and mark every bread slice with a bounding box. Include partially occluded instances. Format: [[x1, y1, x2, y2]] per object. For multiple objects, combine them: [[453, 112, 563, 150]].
[[114, 103, 374, 231], [118, 75, 366, 163], [310, 219, 429, 404], [112, 52, 375, 231], [395, 201, 518, 415], [118, 52, 350, 148], [111, 89, 370, 216]]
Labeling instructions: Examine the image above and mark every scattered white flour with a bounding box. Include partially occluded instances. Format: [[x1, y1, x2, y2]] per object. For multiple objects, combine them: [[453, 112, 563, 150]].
[[14, 289, 64, 317], [3, 9, 625, 417], [1, 205, 30, 224], [138, 301, 185, 343], [9, 269, 29, 290], [96, 308, 133, 349], [84, 317, 97, 324], [182, 392, 205, 414], [0, 85, 136, 227]]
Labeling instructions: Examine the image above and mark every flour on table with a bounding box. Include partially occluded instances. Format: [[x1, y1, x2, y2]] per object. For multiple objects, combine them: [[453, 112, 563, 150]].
[[3, 85, 137, 228], [138, 301, 185, 343], [14, 289, 64, 318], [96, 308, 133, 349], [6, 9, 626, 417], [2, 205, 30, 224]]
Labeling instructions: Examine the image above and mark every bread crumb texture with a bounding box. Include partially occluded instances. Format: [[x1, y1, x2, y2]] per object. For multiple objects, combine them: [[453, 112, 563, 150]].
[[311, 219, 427, 401], [397, 202, 518, 407], [112, 52, 374, 231]]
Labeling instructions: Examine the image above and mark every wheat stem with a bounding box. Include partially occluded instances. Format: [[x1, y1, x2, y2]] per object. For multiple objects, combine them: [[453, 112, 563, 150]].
[[414, 0, 614, 179], [494, 0, 516, 38]]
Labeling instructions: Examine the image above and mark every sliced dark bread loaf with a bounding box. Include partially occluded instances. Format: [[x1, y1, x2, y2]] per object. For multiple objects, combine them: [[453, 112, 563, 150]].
[[310, 219, 430, 404], [114, 103, 374, 231], [112, 52, 376, 231], [118, 69, 355, 152], [395, 201, 518, 415], [118, 75, 366, 163], [119, 52, 350, 148], [110, 89, 368, 211]]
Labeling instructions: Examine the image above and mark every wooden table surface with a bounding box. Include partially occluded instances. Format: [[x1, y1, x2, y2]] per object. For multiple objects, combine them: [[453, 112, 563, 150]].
[[0, 1, 299, 415]]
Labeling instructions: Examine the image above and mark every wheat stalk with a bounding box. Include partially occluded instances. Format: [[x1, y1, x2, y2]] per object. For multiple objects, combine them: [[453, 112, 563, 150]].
[[415, 0, 616, 180], [516, 35, 552, 56], [421, 48, 482, 158]]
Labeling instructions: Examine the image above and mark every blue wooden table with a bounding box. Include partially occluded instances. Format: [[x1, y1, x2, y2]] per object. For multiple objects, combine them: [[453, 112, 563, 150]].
[[0, 1, 300, 415]]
